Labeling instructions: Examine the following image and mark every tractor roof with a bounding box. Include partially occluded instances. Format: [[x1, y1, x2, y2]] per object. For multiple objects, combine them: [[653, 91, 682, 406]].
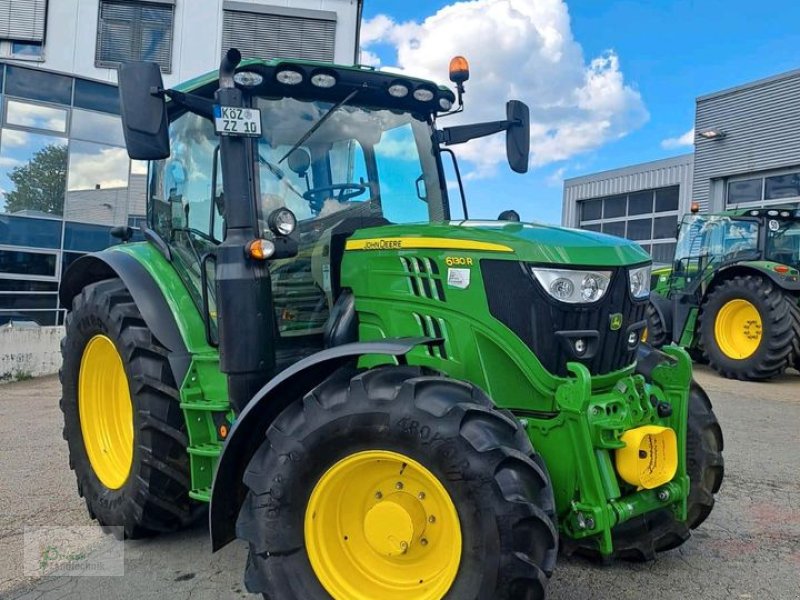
[[715, 206, 800, 219], [173, 57, 456, 116]]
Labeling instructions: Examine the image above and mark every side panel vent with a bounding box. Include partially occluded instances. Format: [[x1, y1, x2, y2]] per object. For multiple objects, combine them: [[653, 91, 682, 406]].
[[412, 312, 450, 359], [400, 257, 446, 301]]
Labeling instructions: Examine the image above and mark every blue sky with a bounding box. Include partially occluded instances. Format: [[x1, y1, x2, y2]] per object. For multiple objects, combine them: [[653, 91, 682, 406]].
[[362, 0, 800, 224]]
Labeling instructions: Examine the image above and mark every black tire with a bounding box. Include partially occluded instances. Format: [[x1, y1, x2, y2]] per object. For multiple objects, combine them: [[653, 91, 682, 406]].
[[569, 380, 724, 561], [789, 297, 800, 372], [60, 278, 197, 538], [644, 300, 669, 348], [236, 365, 558, 600], [698, 275, 793, 380]]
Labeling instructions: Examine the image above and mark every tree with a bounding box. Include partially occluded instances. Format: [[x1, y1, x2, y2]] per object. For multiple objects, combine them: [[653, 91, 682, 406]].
[[4, 144, 68, 215]]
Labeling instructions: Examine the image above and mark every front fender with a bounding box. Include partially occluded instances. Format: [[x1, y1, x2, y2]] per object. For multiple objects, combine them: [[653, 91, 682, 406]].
[[209, 337, 437, 551], [59, 249, 192, 383]]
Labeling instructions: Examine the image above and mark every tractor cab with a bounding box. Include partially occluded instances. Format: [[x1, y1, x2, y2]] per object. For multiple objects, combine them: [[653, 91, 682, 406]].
[[119, 51, 530, 394], [666, 207, 800, 296], [148, 65, 454, 369]]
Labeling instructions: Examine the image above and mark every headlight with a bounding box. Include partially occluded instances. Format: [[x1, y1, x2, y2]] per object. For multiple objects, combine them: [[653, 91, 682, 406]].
[[531, 268, 612, 304], [628, 265, 651, 299], [267, 208, 297, 236]]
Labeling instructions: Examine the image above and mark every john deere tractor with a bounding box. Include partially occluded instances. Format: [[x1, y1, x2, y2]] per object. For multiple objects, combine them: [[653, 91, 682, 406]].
[[59, 49, 723, 599], [646, 207, 800, 380]]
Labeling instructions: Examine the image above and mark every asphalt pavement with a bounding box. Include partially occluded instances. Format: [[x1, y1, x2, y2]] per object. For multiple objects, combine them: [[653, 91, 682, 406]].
[[1, 366, 798, 600]]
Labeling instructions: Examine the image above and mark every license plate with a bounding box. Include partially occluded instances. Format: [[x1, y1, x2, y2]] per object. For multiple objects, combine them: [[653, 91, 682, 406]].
[[214, 106, 262, 137]]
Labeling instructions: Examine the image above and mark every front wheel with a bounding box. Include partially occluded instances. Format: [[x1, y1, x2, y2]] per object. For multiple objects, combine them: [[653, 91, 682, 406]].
[[60, 278, 197, 538], [699, 275, 794, 380], [236, 366, 558, 600]]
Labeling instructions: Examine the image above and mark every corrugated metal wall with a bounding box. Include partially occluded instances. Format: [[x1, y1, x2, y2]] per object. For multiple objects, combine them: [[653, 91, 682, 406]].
[[694, 70, 800, 211], [562, 154, 693, 226]]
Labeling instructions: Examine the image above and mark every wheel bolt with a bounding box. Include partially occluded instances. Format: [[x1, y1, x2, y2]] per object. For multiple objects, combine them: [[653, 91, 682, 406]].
[[418, 492, 426, 500], [400, 541, 409, 553], [428, 515, 436, 524], [395, 482, 404, 490], [375, 491, 382, 499], [420, 538, 428, 546]]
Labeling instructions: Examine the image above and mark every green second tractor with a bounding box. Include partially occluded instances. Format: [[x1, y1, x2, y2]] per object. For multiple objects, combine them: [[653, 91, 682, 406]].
[[646, 207, 800, 380], [58, 49, 724, 599]]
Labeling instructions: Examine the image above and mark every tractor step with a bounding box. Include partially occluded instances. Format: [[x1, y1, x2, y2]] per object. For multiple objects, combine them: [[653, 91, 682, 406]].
[[189, 487, 212, 502], [187, 442, 223, 457]]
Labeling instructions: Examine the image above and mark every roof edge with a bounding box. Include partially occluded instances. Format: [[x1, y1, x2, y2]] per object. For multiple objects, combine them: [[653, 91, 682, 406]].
[[564, 152, 694, 186], [697, 67, 800, 102]]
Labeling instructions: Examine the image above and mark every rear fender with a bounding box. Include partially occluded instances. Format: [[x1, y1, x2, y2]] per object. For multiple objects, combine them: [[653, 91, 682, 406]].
[[209, 337, 438, 551], [708, 262, 800, 293]]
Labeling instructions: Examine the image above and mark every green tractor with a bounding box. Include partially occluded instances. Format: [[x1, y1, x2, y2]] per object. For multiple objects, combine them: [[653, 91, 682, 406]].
[[58, 49, 723, 599], [646, 207, 800, 380]]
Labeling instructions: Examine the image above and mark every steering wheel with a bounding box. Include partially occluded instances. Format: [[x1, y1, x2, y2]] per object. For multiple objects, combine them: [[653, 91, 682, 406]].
[[303, 183, 368, 212]]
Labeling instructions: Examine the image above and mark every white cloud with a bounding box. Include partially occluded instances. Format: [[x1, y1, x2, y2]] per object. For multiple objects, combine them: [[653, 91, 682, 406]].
[[361, 0, 648, 176], [1, 129, 30, 148], [0, 156, 22, 169], [661, 127, 695, 149], [68, 146, 130, 191], [359, 49, 382, 67], [546, 166, 567, 187]]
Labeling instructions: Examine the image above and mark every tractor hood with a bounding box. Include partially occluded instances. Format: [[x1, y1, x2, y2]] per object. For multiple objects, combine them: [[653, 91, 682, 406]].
[[346, 221, 650, 267]]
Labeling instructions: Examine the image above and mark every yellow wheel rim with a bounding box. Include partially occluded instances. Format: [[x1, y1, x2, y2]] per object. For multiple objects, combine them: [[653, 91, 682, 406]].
[[714, 299, 762, 359], [305, 450, 461, 600], [78, 334, 134, 490]]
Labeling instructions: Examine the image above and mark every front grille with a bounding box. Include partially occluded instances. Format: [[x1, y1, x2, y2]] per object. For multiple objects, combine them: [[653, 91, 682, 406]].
[[482, 260, 647, 376]]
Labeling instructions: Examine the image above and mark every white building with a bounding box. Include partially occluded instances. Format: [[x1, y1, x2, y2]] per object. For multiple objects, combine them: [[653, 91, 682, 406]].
[[0, 0, 363, 326], [2, 0, 363, 85]]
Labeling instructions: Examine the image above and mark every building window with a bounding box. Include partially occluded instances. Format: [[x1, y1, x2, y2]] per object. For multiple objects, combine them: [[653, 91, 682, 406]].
[[727, 168, 800, 206], [65, 141, 131, 226], [96, 0, 175, 72], [10, 41, 43, 59], [0, 0, 47, 44], [727, 178, 763, 205], [765, 173, 800, 201], [0, 214, 61, 248], [74, 79, 120, 115], [5, 65, 72, 105], [0, 248, 57, 276], [222, 5, 337, 62], [577, 185, 680, 263], [0, 129, 68, 217], [5, 99, 68, 134]]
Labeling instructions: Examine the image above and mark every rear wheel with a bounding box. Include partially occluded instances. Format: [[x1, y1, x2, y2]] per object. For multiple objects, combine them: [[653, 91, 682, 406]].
[[699, 275, 793, 380], [789, 297, 800, 372], [60, 278, 196, 538], [643, 300, 668, 348], [570, 380, 724, 561], [236, 366, 558, 600]]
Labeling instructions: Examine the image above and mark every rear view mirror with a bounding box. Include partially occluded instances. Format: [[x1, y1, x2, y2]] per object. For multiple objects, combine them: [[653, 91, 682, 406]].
[[286, 148, 311, 177], [118, 62, 170, 160], [506, 100, 530, 174]]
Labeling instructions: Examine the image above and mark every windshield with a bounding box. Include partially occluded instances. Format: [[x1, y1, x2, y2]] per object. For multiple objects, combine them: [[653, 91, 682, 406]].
[[253, 96, 445, 230], [765, 219, 800, 267], [676, 215, 759, 263]]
